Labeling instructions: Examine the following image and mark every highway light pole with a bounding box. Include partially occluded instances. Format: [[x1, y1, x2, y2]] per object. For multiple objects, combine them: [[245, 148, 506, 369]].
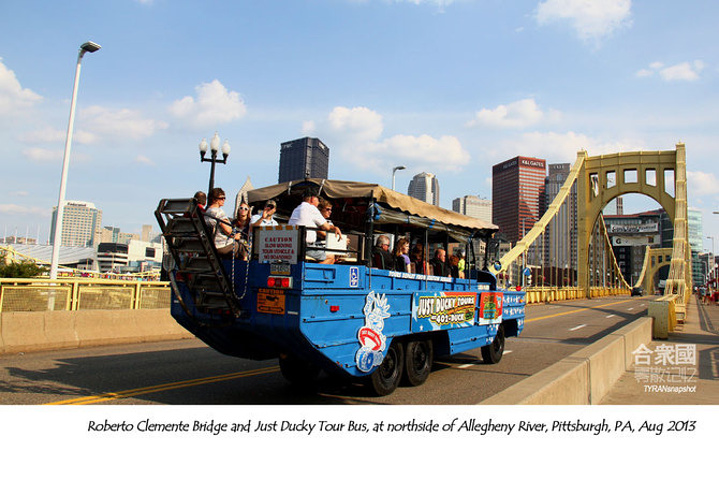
[[50, 41, 101, 280], [199, 132, 231, 194], [391, 165, 406, 191]]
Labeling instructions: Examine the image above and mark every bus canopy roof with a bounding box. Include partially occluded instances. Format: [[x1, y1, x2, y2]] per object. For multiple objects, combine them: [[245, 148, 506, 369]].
[[247, 178, 498, 239]]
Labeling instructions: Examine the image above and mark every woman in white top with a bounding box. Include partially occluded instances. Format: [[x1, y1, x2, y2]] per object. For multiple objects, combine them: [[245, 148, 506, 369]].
[[204, 188, 244, 257]]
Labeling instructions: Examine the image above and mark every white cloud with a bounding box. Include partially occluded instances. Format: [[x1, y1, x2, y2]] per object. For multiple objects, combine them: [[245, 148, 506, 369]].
[[688, 171, 719, 196], [373, 134, 470, 171], [135, 154, 155, 166], [323, 106, 469, 173], [329, 106, 384, 142], [79, 106, 168, 141], [0, 204, 50, 217], [169, 79, 247, 128], [488, 130, 641, 164], [535, 0, 632, 42], [0, 58, 42, 114], [21, 147, 62, 164], [392, 0, 456, 10], [301, 120, 316, 135], [20, 126, 95, 145], [636, 60, 705, 81], [468, 98, 557, 129], [660, 61, 705, 82]]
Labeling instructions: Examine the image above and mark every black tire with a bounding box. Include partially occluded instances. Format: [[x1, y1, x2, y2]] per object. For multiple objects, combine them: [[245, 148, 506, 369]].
[[404, 339, 433, 386], [481, 323, 505, 364], [369, 341, 404, 396], [279, 353, 321, 386]]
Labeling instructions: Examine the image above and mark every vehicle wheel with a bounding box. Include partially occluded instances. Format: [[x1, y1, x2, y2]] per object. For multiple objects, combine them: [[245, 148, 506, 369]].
[[369, 341, 404, 396], [481, 323, 505, 364], [279, 353, 321, 386], [404, 339, 433, 386]]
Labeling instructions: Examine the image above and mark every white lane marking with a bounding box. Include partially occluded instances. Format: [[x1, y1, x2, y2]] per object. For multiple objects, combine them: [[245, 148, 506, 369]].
[[628, 307, 634, 311], [606, 314, 616, 318], [569, 324, 587, 331]]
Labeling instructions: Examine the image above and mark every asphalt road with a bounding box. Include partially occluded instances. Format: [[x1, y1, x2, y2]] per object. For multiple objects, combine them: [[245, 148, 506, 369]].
[[0, 295, 652, 405]]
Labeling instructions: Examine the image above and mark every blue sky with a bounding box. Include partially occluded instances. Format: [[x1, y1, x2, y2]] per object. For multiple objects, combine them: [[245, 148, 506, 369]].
[[1, 0, 718, 253]]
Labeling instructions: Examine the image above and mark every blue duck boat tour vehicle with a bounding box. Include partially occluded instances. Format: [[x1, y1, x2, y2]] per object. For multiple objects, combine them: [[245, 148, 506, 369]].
[[155, 179, 525, 395]]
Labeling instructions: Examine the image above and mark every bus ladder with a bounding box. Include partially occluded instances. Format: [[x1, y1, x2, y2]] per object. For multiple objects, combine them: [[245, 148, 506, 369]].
[[155, 198, 243, 322]]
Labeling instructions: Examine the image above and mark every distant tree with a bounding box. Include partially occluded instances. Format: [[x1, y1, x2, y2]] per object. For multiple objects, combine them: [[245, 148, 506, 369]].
[[0, 252, 48, 278]]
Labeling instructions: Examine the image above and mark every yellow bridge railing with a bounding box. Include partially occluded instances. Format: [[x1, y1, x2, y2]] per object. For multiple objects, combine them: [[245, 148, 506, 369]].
[[0, 278, 170, 313]]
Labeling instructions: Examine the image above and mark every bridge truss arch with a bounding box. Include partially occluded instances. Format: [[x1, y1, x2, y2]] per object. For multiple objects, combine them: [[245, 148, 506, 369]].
[[492, 143, 690, 320], [577, 143, 689, 305]]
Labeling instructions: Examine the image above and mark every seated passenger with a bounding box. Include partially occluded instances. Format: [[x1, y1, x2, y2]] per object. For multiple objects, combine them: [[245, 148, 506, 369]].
[[204, 188, 244, 257], [193, 191, 206, 213], [449, 254, 464, 278], [251, 199, 279, 228], [393, 237, 411, 273], [429, 248, 449, 277], [372, 234, 394, 269], [288, 188, 341, 264], [410, 243, 427, 274]]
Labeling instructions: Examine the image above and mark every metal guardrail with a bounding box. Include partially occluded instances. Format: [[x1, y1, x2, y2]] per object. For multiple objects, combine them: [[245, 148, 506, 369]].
[[0, 278, 170, 313]]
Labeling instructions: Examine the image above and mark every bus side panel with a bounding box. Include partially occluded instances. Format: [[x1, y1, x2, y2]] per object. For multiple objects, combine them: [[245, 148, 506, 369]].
[[298, 289, 413, 376], [500, 290, 526, 337]]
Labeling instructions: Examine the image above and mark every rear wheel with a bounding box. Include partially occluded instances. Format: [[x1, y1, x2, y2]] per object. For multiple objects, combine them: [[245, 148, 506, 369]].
[[369, 341, 404, 396], [404, 339, 433, 386], [481, 323, 505, 364]]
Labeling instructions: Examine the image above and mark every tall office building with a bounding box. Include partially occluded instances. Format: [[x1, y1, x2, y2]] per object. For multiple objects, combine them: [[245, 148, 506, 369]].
[[50, 201, 102, 247], [278, 137, 329, 183], [492, 156, 546, 245], [452, 195, 492, 223], [544, 163, 578, 273], [408, 172, 440, 206], [688, 207, 704, 285]]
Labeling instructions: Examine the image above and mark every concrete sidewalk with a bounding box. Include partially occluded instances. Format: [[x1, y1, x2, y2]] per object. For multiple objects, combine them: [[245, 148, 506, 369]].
[[600, 296, 719, 405]]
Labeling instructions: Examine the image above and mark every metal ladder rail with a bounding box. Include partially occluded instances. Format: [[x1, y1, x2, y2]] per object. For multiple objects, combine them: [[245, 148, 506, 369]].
[[155, 198, 243, 319]]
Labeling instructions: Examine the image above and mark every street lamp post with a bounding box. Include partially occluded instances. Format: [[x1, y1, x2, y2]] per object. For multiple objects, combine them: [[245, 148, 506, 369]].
[[49, 41, 101, 280], [392, 165, 406, 191], [199, 132, 230, 194]]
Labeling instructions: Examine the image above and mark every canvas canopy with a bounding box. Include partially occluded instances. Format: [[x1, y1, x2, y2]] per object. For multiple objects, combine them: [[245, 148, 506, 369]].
[[247, 178, 498, 239]]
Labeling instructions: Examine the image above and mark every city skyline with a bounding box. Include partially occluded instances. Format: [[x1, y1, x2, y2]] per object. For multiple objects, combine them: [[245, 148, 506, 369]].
[[1, 1, 718, 254]]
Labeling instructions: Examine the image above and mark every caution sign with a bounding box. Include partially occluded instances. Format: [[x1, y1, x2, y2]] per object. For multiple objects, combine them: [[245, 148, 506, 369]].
[[257, 288, 286, 315]]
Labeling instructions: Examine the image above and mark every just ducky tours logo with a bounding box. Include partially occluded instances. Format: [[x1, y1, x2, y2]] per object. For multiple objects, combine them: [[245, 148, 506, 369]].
[[416, 293, 477, 326], [355, 291, 390, 373]]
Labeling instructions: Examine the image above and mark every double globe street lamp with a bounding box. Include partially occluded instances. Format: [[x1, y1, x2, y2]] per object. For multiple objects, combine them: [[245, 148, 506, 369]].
[[199, 132, 231, 194]]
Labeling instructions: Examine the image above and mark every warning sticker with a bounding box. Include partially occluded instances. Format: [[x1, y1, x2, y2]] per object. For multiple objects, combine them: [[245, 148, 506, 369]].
[[257, 288, 286, 315]]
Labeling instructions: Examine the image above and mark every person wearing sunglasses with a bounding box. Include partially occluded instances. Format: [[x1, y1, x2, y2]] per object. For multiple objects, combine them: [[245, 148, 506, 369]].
[[250, 199, 279, 228], [205, 187, 244, 257]]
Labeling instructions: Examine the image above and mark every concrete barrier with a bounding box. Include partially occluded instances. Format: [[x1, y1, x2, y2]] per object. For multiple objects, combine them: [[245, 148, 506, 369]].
[[648, 296, 676, 339], [480, 316, 653, 405], [0, 309, 193, 355]]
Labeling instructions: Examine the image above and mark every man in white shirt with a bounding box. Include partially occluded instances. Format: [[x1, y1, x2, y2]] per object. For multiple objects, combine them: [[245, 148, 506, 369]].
[[288, 189, 341, 264], [250, 200, 279, 228]]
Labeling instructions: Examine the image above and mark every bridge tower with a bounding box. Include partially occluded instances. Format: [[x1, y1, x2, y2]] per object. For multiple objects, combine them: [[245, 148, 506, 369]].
[[576, 143, 690, 304]]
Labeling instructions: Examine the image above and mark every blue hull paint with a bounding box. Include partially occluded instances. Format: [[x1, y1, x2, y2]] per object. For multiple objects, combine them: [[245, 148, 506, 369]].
[[170, 261, 525, 378]]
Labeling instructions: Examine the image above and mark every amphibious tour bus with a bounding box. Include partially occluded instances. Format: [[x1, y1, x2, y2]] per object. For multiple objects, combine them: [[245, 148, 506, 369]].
[[155, 179, 525, 395]]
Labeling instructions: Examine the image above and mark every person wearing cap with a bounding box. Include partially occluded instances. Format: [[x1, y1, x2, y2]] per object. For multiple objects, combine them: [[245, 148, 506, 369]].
[[250, 199, 279, 228], [288, 188, 341, 264]]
